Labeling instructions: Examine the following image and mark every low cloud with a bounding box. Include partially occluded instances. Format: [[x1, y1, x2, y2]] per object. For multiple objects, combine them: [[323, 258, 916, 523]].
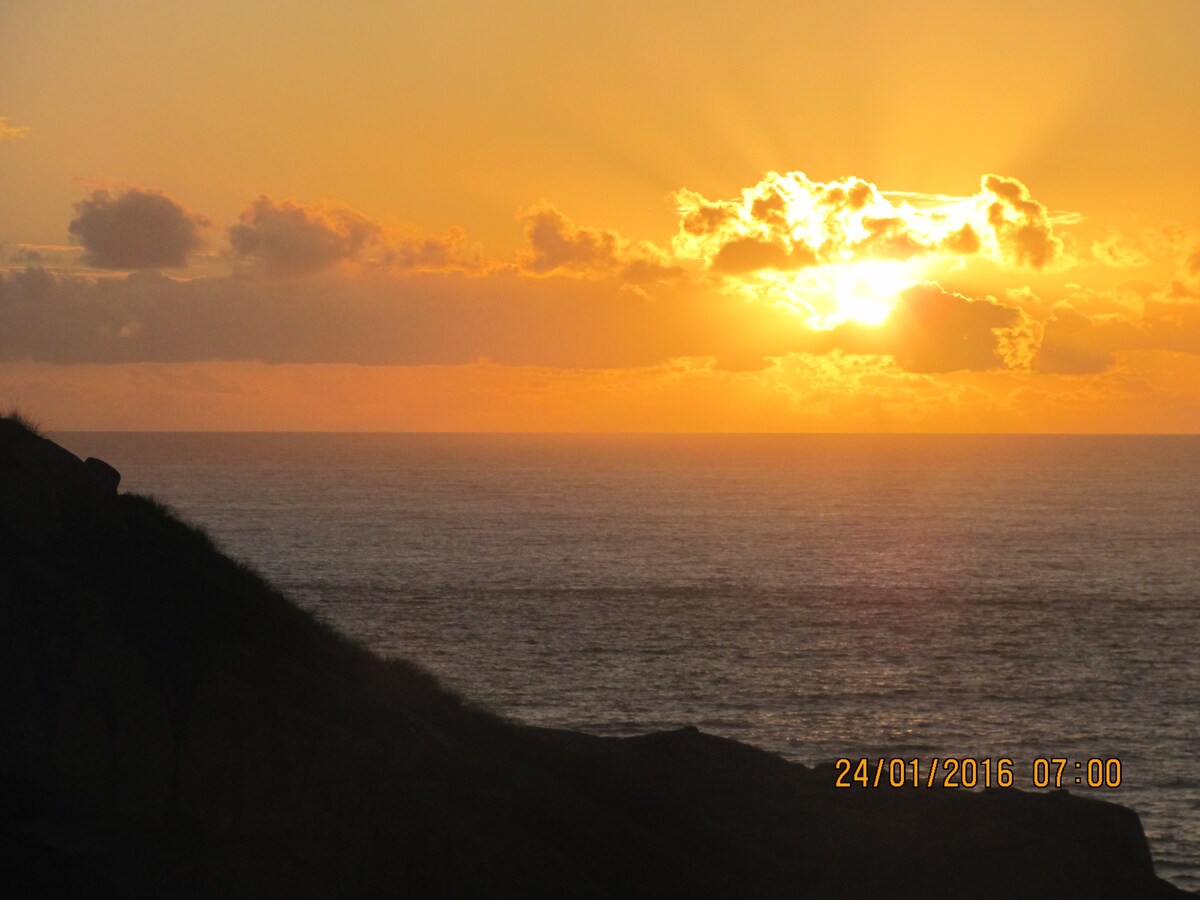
[[517, 203, 681, 283], [68, 188, 208, 269], [0, 267, 1038, 376], [382, 226, 486, 273], [0, 266, 721, 367], [1035, 305, 1118, 374], [825, 285, 1028, 373], [229, 196, 381, 276], [1034, 298, 1200, 374], [229, 196, 486, 277], [9, 258, 1200, 384]]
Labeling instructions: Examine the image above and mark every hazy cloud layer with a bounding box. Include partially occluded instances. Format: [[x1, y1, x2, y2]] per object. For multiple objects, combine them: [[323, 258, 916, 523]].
[[1035, 298, 1200, 374], [5, 265, 1188, 378], [8, 350, 1199, 433], [0, 267, 720, 368], [1092, 230, 1151, 268], [0, 116, 32, 141], [68, 189, 208, 269]]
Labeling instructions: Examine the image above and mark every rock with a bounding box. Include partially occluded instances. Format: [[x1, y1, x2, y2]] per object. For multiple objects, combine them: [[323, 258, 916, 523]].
[[0, 421, 123, 549], [83, 457, 121, 497]]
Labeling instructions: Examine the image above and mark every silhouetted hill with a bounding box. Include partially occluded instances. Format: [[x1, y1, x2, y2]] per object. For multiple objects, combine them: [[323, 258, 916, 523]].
[[0, 415, 1192, 898]]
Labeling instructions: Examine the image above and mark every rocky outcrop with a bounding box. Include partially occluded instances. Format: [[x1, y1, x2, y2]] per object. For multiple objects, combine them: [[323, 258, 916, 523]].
[[0, 416, 1192, 898]]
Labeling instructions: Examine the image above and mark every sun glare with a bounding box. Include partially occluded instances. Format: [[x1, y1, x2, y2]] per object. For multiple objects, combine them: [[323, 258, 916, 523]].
[[828, 260, 913, 326], [774, 259, 921, 328]]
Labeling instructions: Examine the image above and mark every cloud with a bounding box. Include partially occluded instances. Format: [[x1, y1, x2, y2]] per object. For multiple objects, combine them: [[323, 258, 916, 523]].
[[0, 265, 728, 367], [17, 180, 1200, 393], [712, 236, 814, 273], [381, 226, 486, 272], [1033, 297, 1200, 374], [671, 171, 1070, 275], [229, 196, 381, 276], [1033, 305, 1116, 374], [0, 117, 32, 142], [979, 174, 1067, 269], [9, 262, 1194, 380], [1187, 248, 1200, 280], [229, 196, 486, 277], [517, 203, 681, 282], [1092, 230, 1150, 268], [1168, 239, 1200, 298], [827, 284, 1027, 373], [68, 188, 209, 269]]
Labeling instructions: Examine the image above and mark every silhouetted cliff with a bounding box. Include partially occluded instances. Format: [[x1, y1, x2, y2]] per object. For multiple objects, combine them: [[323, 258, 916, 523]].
[[0, 415, 1191, 898]]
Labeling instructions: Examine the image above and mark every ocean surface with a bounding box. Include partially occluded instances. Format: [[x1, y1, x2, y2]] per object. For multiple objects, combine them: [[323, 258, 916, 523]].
[[57, 432, 1199, 890]]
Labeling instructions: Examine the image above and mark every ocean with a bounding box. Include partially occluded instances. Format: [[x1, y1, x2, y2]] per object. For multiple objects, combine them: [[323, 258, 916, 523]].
[[57, 432, 1199, 890]]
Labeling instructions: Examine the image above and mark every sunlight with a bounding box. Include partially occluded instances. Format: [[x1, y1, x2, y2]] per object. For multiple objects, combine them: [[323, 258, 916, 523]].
[[827, 259, 913, 326], [773, 258, 922, 328]]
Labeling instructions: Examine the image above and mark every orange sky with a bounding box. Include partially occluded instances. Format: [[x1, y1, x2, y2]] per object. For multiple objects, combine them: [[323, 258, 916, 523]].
[[3, 0, 1200, 431]]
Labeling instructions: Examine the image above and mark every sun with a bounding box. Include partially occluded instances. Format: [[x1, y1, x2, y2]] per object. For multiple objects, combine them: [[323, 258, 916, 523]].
[[826, 259, 914, 326], [774, 258, 921, 328]]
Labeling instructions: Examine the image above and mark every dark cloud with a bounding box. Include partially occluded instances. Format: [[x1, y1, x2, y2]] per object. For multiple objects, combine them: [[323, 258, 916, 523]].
[[519, 204, 620, 274], [0, 265, 56, 305], [885, 285, 1023, 372], [827, 284, 1022, 373], [10, 239, 1200, 379], [68, 188, 208, 269], [229, 196, 483, 277], [0, 264, 1123, 377], [1033, 306, 1115, 374], [229, 196, 381, 276], [712, 237, 816, 273], [382, 226, 485, 272], [1034, 298, 1200, 374], [0, 266, 722, 367], [1174, 243, 1200, 296], [1187, 248, 1200, 279], [517, 204, 680, 283]]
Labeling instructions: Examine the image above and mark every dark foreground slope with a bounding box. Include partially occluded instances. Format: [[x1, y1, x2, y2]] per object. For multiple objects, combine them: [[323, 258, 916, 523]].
[[0, 417, 1191, 899]]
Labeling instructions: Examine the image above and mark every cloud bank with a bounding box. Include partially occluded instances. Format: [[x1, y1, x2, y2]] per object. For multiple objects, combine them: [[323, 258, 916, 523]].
[[4, 172, 1194, 390]]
